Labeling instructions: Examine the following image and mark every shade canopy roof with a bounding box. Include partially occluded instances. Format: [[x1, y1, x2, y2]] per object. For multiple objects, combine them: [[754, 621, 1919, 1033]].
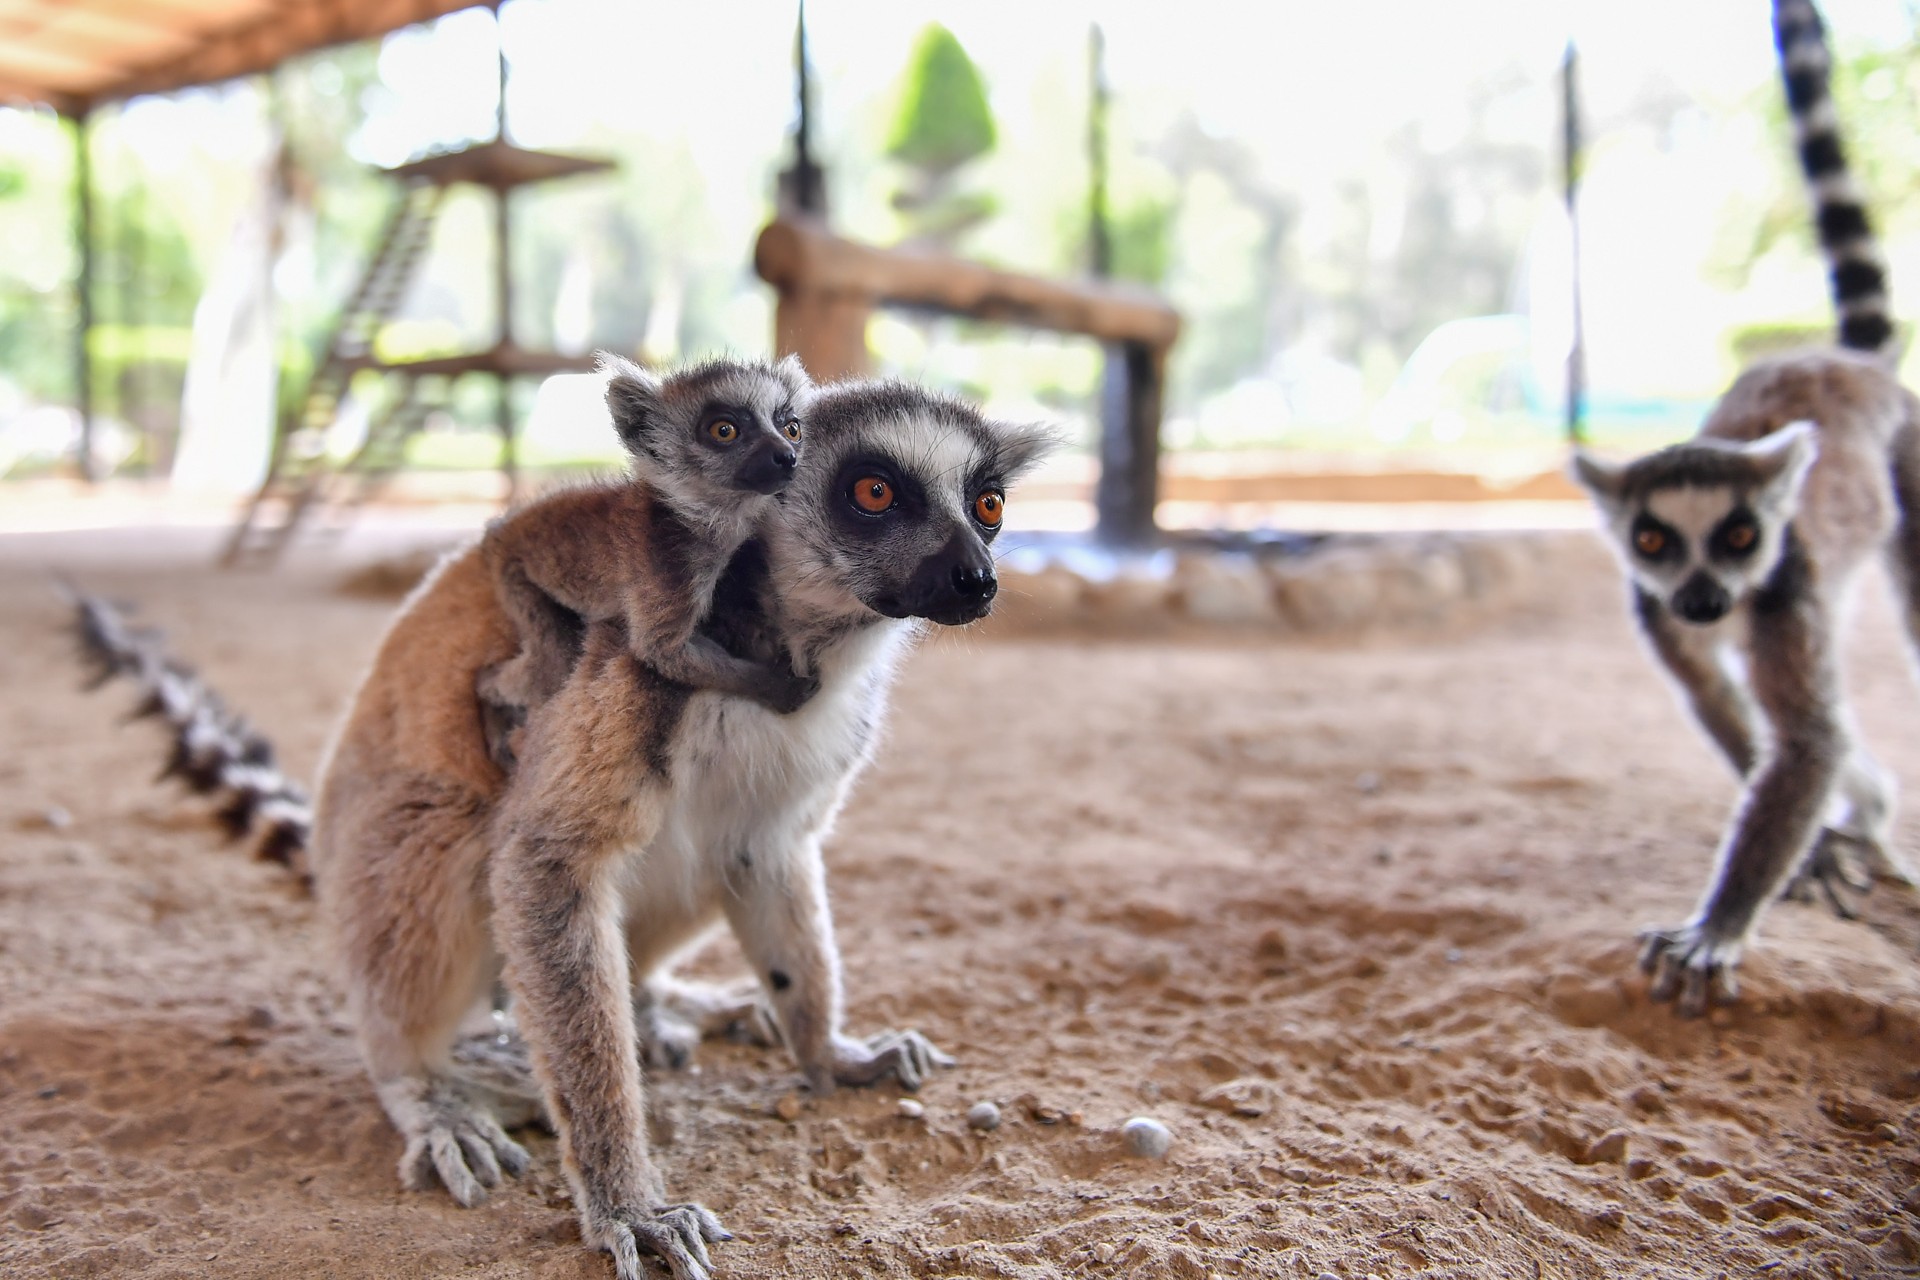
[[0, 0, 482, 114]]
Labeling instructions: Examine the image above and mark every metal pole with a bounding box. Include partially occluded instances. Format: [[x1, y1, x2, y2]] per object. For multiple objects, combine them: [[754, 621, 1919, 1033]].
[[494, 0, 516, 497], [1088, 23, 1112, 280], [72, 106, 97, 482], [779, 0, 827, 219], [1087, 23, 1157, 544], [1561, 40, 1587, 446]]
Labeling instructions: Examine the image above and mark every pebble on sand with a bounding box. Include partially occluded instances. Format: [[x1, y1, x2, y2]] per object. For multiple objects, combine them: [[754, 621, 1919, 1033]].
[[896, 1098, 925, 1120], [967, 1101, 1001, 1131], [1123, 1116, 1172, 1158], [773, 1093, 802, 1122]]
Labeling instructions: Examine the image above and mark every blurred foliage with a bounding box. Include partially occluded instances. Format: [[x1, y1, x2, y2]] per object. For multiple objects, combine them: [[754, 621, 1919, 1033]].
[[1711, 30, 1920, 288], [886, 25, 998, 247], [886, 25, 996, 175]]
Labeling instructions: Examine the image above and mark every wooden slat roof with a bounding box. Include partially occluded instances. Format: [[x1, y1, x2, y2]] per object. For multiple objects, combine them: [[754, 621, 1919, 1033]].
[[0, 0, 482, 114]]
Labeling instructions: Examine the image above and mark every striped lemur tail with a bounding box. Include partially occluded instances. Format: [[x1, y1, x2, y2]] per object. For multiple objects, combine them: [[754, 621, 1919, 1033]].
[[1774, 0, 1896, 355], [64, 586, 312, 886]]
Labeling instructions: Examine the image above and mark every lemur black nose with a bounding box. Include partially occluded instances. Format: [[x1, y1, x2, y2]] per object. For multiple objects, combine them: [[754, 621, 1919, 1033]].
[[774, 446, 798, 472], [951, 563, 996, 600], [1672, 571, 1731, 625]]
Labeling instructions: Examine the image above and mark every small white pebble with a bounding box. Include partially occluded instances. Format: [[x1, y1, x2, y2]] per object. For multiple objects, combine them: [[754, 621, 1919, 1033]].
[[967, 1101, 1001, 1131], [896, 1098, 924, 1119], [1316, 1272, 1341, 1280], [1123, 1116, 1172, 1158], [42, 806, 72, 831], [1092, 1243, 1117, 1264]]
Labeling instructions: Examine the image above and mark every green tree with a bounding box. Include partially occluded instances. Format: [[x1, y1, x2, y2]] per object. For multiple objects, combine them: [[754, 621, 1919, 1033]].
[[887, 25, 998, 246]]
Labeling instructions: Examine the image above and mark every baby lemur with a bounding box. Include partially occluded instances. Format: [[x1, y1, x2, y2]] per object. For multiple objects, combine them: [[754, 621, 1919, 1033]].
[[1573, 1, 1919, 1019], [476, 353, 815, 769], [310, 380, 1055, 1280]]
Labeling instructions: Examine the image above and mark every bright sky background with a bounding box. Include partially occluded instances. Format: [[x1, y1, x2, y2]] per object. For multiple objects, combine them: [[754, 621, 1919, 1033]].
[[52, 0, 1920, 465]]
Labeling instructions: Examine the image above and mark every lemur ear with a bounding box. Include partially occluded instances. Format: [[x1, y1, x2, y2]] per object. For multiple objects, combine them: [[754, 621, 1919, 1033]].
[[773, 353, 812, 399], [1746, 420, 1818, 501], [987, 421, 1066, 485], [1570, 450, 1628, 502], [597, 352, 664, 455]]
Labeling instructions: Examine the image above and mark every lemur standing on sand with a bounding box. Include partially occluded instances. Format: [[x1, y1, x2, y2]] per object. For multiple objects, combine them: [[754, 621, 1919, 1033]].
[[475, 353, 817, 771], [1574, 0, 1920, 1017], [310, 380, 1055, 1280]]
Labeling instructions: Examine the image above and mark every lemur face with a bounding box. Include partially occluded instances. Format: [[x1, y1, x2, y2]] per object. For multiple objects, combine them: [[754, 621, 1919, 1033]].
[[1573, 422, 1816, 625], [601, 352, 813, 507], [780, 381, 1057, 626]]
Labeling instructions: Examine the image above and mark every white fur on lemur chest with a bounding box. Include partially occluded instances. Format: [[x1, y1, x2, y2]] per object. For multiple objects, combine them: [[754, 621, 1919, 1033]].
[[614, 621, 912, 946]]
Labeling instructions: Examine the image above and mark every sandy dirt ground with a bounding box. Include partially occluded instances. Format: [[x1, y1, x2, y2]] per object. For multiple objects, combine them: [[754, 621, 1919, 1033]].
[[5, 526, 1920, 1280]]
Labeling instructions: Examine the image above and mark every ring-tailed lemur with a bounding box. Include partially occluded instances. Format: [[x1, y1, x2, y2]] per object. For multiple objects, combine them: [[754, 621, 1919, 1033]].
[[476, 353, 817, 772], [1573, 0, 1920, 1018], [308, 380, 1055, 1280]]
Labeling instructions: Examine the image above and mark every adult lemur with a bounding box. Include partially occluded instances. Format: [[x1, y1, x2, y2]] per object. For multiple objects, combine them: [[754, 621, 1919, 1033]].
[[1574, 0, 1920, 1017], [310, 380, 1054, 1280]]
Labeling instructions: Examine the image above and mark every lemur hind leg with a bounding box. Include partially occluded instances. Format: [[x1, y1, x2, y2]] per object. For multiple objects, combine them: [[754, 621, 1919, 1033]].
[[337, 790, 531, 1206], [1786, 751, 1915, 915], [489, 629, 724, 1280], [1640, 583, 1848, 1016], [634, 972, 778, 1071]]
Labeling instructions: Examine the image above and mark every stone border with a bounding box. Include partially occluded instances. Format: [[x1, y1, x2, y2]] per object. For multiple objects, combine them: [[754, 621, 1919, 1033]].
[[335, 528, 1607, 638], [992, 530, 1603, 634]]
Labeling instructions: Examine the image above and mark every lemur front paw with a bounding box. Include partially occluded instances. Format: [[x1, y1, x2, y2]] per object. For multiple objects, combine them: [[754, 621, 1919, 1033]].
[[822, 1030, 956, 1092], [1638, 923, 1744, 1018], [761, 669, 822, 716], [389, 1079, 531, 1208], [587, 1200, 731, 1280], [1783, 829, 1878, 920]]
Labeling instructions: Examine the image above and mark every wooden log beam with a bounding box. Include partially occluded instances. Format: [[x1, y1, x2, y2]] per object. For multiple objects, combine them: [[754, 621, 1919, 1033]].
[[754, 216, 1180, 355]]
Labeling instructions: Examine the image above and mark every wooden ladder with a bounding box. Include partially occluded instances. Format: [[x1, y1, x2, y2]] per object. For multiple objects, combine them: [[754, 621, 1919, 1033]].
[[222, 181, 445, 567]]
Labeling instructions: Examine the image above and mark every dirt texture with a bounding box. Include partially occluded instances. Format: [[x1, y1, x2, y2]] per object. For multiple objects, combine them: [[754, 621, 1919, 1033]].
[[4, 528, 1920, 1280]]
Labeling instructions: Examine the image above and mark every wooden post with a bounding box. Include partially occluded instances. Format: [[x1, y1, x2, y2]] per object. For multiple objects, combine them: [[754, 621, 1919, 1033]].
[[772, 287, 872, 382], [1095, 341, 1163, 544], [72, 107, 97, 482]]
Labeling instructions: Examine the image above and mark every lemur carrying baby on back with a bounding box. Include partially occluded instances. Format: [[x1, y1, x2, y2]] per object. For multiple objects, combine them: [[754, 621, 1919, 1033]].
[[1575, 0, 1920, 1016], [309, 359, 1053, 1280], [75, 351, 1054, 1280]]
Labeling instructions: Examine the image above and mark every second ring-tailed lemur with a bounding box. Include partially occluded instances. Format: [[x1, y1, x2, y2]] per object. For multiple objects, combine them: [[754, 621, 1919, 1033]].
[[476, 353, 817, 772], [1574, 0, 1920, 1017], [309, 380, 1056, 1280]]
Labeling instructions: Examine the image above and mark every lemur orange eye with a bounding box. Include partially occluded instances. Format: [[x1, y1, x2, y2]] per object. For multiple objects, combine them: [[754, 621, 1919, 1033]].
[[709, 420, 738, 443], [1635, 528, 1666, 556], [1725, 523, 1756, 551], [852, 477, 895, 513], [974, 490, 1003, 527], [783, 419, 803, 442]]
